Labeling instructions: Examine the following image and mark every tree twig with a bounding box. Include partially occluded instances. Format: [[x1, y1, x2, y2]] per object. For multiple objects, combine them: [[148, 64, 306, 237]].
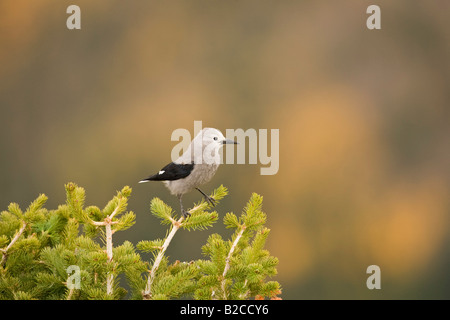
[[220, 226, 245, 299], [143, 216, 184, 300], [89, 200, 123, 296], [0, 221, 27, 266], [66, 287, 74, 300], [105, 218, 114, 296], [142, 193, 218, 299]]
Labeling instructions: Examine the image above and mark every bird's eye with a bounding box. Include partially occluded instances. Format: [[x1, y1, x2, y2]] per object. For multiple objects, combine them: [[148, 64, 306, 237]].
[[213, 137, 218, 141]]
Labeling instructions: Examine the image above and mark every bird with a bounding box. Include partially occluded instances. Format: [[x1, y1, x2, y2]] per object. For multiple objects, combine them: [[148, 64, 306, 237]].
[[139, 128, 237, 218]]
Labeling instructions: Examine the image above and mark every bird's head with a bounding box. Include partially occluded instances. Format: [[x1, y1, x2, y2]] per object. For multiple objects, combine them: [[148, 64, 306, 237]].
[[188, 128, 237, 165], [202, 128, 238, 148]]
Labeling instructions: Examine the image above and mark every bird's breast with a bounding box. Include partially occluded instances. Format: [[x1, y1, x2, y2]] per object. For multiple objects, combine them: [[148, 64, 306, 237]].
[[190, 163, 219, 185], [164, 163, 219, 195]]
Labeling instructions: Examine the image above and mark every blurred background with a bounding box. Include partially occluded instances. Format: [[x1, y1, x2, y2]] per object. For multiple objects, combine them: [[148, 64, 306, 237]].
[[0, 0, 449, 299]]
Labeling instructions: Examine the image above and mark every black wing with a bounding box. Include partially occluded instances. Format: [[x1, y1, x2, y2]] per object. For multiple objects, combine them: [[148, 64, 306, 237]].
[[139, 162, 194, 182]]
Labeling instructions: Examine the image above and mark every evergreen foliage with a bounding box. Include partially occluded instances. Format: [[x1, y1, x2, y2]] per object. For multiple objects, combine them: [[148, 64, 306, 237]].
[[0, 183, 281, 300], [195, 193, 281, 300]]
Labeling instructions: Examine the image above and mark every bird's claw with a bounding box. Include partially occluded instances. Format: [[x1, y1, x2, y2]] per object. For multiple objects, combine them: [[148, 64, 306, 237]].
[[204, 195, 216, 207], [182, 209, 191, 219]]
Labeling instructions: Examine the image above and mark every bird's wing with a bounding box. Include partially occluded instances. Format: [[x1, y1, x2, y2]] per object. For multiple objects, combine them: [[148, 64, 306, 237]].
[[139, 162, 195, 182]]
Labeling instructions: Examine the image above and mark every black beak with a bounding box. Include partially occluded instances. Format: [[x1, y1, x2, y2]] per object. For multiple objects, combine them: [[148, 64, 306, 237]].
[[222, 139, 239, 145]]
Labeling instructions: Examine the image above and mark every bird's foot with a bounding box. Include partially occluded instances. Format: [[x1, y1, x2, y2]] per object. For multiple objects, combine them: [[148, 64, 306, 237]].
[[195, 188, 217, 207], [204, 195, 216, 207], [182, 209, 191, 219]]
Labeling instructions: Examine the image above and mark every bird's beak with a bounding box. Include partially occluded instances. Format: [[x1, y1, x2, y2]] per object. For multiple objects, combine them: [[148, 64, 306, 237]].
[[222, 139, 239, 145]]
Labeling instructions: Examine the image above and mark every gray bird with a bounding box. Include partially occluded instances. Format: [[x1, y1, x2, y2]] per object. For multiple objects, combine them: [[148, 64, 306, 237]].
[[139, 128, 237, 218]]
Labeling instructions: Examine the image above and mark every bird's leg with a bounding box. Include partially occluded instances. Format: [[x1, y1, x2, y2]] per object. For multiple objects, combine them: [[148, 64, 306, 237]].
[[177, 194, 190, 218], [195, 188, 216, 207]]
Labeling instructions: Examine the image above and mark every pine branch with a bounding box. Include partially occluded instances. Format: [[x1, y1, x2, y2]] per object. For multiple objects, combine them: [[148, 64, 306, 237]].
[[0, 183, 281, 300], [181, 211, 218, 231], [101, 186, 132, 297], [150, 198, 175, 225], [197, 192, 281, 300], [65, 183, 134, 297], [105, 219, 114, 296], [66, 286, 75, 300], [0, 221, 27, 266], [143, 216, 183, 300], [142, 186, 226, 300], [136, 239, 164, 252], [221, 226, 245, 299]]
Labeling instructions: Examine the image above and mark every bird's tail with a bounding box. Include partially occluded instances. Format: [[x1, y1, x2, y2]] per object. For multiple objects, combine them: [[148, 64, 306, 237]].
[[139, 173, 167, 183]]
